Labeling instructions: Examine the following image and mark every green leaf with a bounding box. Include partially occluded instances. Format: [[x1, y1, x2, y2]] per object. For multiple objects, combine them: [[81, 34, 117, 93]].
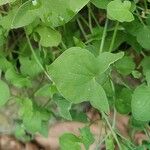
[[11, 0, 90, 28], [115, 56, 135, 75], [132, 70, 142, 79], [35, 26, 61, 47], [136, 26, 150, 50], [107, 0, 134, 22], [48, 47, 124, 113], [132, 85, 150, 121], [18, 98, 50, 136], [59, 133, 81, 150], [0, 56, 13, 72], [35, 84, 54, 98], [53, 94, 72, 120], [79, 127, 94, 150], [5, 68, 32, 88], [70, 110, 88, 123], [11, 1, 41, 28], [40, 0, 90, 27], [18, 98, 33, 119], [14, 124, 28, 142], [0, 8, 18, 30], [145, 70, 150, 86], [141, 56, 150, 71], [141, 57, 150, 86], [115, 88, 132, 114], [23, 110, 42, 134], [0, 80, 10, 107], [19, 56, 43, 77], [105, 136, 115, 150], [123, 18, 142, 36], [91, 0, 111, 9]]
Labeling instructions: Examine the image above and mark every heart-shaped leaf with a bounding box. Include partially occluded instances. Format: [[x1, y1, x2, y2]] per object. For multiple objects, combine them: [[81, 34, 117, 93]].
[[48, 47, 124, 113], [107, 0, 134, 22]]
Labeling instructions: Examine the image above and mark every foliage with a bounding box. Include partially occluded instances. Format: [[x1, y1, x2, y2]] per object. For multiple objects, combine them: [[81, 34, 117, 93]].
[[0, 0, 150, 149]]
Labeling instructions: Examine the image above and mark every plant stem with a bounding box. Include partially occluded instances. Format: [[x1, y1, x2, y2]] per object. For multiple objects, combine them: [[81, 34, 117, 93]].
[[109, 21, 119, 52], [110, 79, 116, 129], [99, 19, 108, 54], [102, 112, 122, 150], [88, 4, 93, 34], [79, 14, 90, 28], [90, 9, 101, 29], [24, 29, 52, 81], [133, 0, 145, 26], [77, 18, 88, 41], [143, 0, 148, 11]]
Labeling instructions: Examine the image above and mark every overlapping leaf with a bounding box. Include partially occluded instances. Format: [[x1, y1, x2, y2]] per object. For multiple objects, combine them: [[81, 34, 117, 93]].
[[48, 47, 124, 113], [10, 0, 90, 29]]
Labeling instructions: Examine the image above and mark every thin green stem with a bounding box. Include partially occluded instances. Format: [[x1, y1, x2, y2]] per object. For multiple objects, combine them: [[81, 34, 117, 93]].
[[77, 18, 88, 41], [90, 10, 101, 29], [79, 14, 90, 28], [109, 21, 119, 52], [24, 29, 52, 81], [96, 132, 111, 149], [110, 80, 116, 129], [133, 0, 145, 26], [143, 0, 148, 11], [88, 4, 93, 34], [99, 19, 108, 54], [135, 9, 145, 26], [102, 112, 122, 150]]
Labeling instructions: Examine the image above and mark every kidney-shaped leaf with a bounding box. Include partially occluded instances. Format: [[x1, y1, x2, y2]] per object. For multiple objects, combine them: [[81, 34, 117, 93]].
[[132, 85, 150, 122], [48, 47, 124, 113], [107, 0, 134, 22]]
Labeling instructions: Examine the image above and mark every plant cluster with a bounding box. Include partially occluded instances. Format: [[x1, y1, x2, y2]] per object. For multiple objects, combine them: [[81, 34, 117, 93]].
[[0, 0, 150, 149]]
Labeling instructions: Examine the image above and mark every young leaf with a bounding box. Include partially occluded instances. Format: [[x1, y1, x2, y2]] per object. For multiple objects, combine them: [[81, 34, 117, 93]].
[[0, 80, 10, 107], [53, 94, 72, 120], [132, 85, 150, 121], [105, 136, 115, 150], [107, 0, 134, 22], [115, 88, 132, 114], [136, 26, 150, 50], [59, 133, 81, 150], [0, 56, 13, 72], [115, 56, 135, 75], [18, 98, 33, 119], [48, 47, 124, 113], [35, 84, 54, 98], [79, 127, 94, 150], [5, 68, 32, 88], [19, 56, 43, 77], [35, 26, 61, 47]]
